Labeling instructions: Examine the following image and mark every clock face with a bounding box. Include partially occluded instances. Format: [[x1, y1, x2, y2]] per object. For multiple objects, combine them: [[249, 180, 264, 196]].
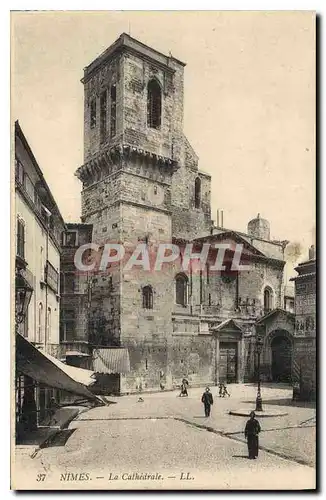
[[147, 184, 164, 205]]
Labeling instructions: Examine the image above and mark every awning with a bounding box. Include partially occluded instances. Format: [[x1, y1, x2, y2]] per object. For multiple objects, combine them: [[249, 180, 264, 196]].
[[16, 334, 98, 402], [92, 348, 130, 374], [38, 349, 96, 386]]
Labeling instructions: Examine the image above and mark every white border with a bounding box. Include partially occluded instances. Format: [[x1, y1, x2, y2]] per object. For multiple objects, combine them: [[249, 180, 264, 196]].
[[3, 3, 323, 498]]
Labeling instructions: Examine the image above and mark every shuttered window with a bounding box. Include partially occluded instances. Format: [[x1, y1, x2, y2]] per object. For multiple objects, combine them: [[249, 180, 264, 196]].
[[16, 218, 25, 259]]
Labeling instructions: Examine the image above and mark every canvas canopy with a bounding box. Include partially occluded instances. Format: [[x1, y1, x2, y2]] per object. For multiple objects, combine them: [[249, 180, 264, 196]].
[[16, 334, 98, 402], [92, 348, 130, 374]]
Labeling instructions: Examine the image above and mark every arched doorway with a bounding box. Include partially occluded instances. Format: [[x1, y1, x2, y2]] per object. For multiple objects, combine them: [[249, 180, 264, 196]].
[[271, 332, 292, 382]]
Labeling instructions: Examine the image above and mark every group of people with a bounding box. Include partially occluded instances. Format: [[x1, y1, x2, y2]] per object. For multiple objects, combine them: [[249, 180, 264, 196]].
[[180, 380, 230, 400], [179, 380, 261, 460], [218, 382, 230, 398]]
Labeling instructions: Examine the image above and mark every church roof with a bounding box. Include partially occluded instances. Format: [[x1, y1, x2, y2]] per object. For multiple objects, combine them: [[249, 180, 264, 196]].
[[195, 230, 285, 265], [195, 231, 266, 257], [256, 308, 295, 325]]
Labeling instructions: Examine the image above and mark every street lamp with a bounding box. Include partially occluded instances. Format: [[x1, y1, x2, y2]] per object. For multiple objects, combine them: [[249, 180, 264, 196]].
[[255, 336, 264, 412], [15, 270, 33, 326]]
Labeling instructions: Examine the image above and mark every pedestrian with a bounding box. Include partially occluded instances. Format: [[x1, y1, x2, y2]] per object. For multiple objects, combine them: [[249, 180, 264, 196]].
[[244, 411, 261, 459], [222, 384, 230, 398], [179, 377, 189, 397], [201, 387, 213, 417], [218, 383, 223, 397]]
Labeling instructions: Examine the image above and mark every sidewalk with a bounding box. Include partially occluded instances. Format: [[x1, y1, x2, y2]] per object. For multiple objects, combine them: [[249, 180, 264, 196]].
[[16, 406, 90, 458]]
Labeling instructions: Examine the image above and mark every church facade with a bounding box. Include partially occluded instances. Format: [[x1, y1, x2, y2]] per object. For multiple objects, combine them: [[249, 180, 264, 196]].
[[72, 33, 293, 393]]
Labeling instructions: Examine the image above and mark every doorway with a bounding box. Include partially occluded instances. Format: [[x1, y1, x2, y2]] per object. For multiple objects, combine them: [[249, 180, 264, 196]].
[[271, 334, 292, 382], [219, 342, 238, 383]]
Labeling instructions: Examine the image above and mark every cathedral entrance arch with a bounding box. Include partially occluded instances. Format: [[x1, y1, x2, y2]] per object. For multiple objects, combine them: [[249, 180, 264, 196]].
[[270, 330, 293, 383]]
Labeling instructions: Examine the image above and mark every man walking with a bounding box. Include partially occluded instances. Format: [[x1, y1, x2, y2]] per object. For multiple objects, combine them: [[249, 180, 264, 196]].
[[244, 411, 261, 459], [201, 387, 213, 417]]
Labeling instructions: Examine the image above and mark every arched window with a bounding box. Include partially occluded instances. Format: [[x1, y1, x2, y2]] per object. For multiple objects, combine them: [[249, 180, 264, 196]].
[[147, 79, 162, 129], [143, 285, 153, 309], [263, 287, 273, 314], [195, 177, 201, 209], [47, 307, 51, 343], [38, 303, 43, 342], [175, 274, 188, 306]]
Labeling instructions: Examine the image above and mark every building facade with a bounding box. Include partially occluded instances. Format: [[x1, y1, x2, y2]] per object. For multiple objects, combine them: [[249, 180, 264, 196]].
[[60, 223, 93, 368], [15, 121, 66, 425], [291, 246, 316, 400], [72, 34, 294, 393]]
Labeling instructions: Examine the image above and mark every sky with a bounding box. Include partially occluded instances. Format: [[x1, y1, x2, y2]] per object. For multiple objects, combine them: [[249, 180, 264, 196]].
[[11, 11, 315, 264]]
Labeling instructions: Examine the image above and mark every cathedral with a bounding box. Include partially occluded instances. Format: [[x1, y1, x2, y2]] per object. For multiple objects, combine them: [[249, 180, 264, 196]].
[[61, 33, 295, 394]]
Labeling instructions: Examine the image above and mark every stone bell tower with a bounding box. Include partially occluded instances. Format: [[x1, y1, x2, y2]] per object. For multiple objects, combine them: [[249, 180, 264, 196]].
[[75, 33, 188, 392]]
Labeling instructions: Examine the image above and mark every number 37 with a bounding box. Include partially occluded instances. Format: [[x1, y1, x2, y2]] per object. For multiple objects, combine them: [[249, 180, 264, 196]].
[[36, 473, 46, 482]]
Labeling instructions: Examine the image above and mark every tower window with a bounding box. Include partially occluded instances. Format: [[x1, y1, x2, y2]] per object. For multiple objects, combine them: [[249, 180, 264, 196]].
[[147, 79, 162, 129], [60, 309, 76, 342], [263, 287, 273, 314], [100, 90, 107, 141], [195, 177, 201, 209], [175, 273, 188, 306], [142, 285, 153, 310], [90, 99, 96, 129], [110, 84, 117, 138]]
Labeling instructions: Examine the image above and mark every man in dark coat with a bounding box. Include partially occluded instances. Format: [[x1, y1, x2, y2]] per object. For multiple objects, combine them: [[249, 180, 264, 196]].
[[201, 387, 213, 417], [244, 411, 261, 459]]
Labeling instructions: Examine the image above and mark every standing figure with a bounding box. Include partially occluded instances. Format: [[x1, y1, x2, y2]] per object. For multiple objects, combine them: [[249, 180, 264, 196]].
[[244, 411, 261, 459], [218, 383, 223, 397], [222, 384, 230, 398], [180, 377, 189, 397], [201, 387, 213, 417]]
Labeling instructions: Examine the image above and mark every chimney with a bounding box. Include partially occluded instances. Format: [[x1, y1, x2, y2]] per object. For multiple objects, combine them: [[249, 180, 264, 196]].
[[308, 245, 316, 260], [216, 209, 224, 228]]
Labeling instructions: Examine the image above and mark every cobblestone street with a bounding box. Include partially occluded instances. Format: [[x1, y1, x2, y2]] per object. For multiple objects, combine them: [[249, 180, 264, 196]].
[[13, 384, 316, 490]]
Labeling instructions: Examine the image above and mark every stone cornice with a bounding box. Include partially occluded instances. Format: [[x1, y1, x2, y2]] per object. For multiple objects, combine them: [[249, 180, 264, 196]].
[[75, 143, 178, 184], [82, 33, 182, 84], [81, 198, 172, 221]]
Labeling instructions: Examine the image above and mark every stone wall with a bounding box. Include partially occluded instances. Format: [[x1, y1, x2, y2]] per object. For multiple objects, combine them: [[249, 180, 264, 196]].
[[169, 335, 215, 387], [293, 337, 316, 400], [120, 334, 215, 394], [78, 35, 289, 393], [292, 261, 316, 400], [237, 261, 283, 313], [171, 164, 212, 240], [83, 57, 124, 161], [123, 52, 184, 158]]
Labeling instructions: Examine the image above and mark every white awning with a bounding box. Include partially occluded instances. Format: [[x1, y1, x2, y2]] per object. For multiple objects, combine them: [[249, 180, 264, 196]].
[[16, 334, 99, 402], [92, 348, 130, 374], [39, 349, 96, 386]]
